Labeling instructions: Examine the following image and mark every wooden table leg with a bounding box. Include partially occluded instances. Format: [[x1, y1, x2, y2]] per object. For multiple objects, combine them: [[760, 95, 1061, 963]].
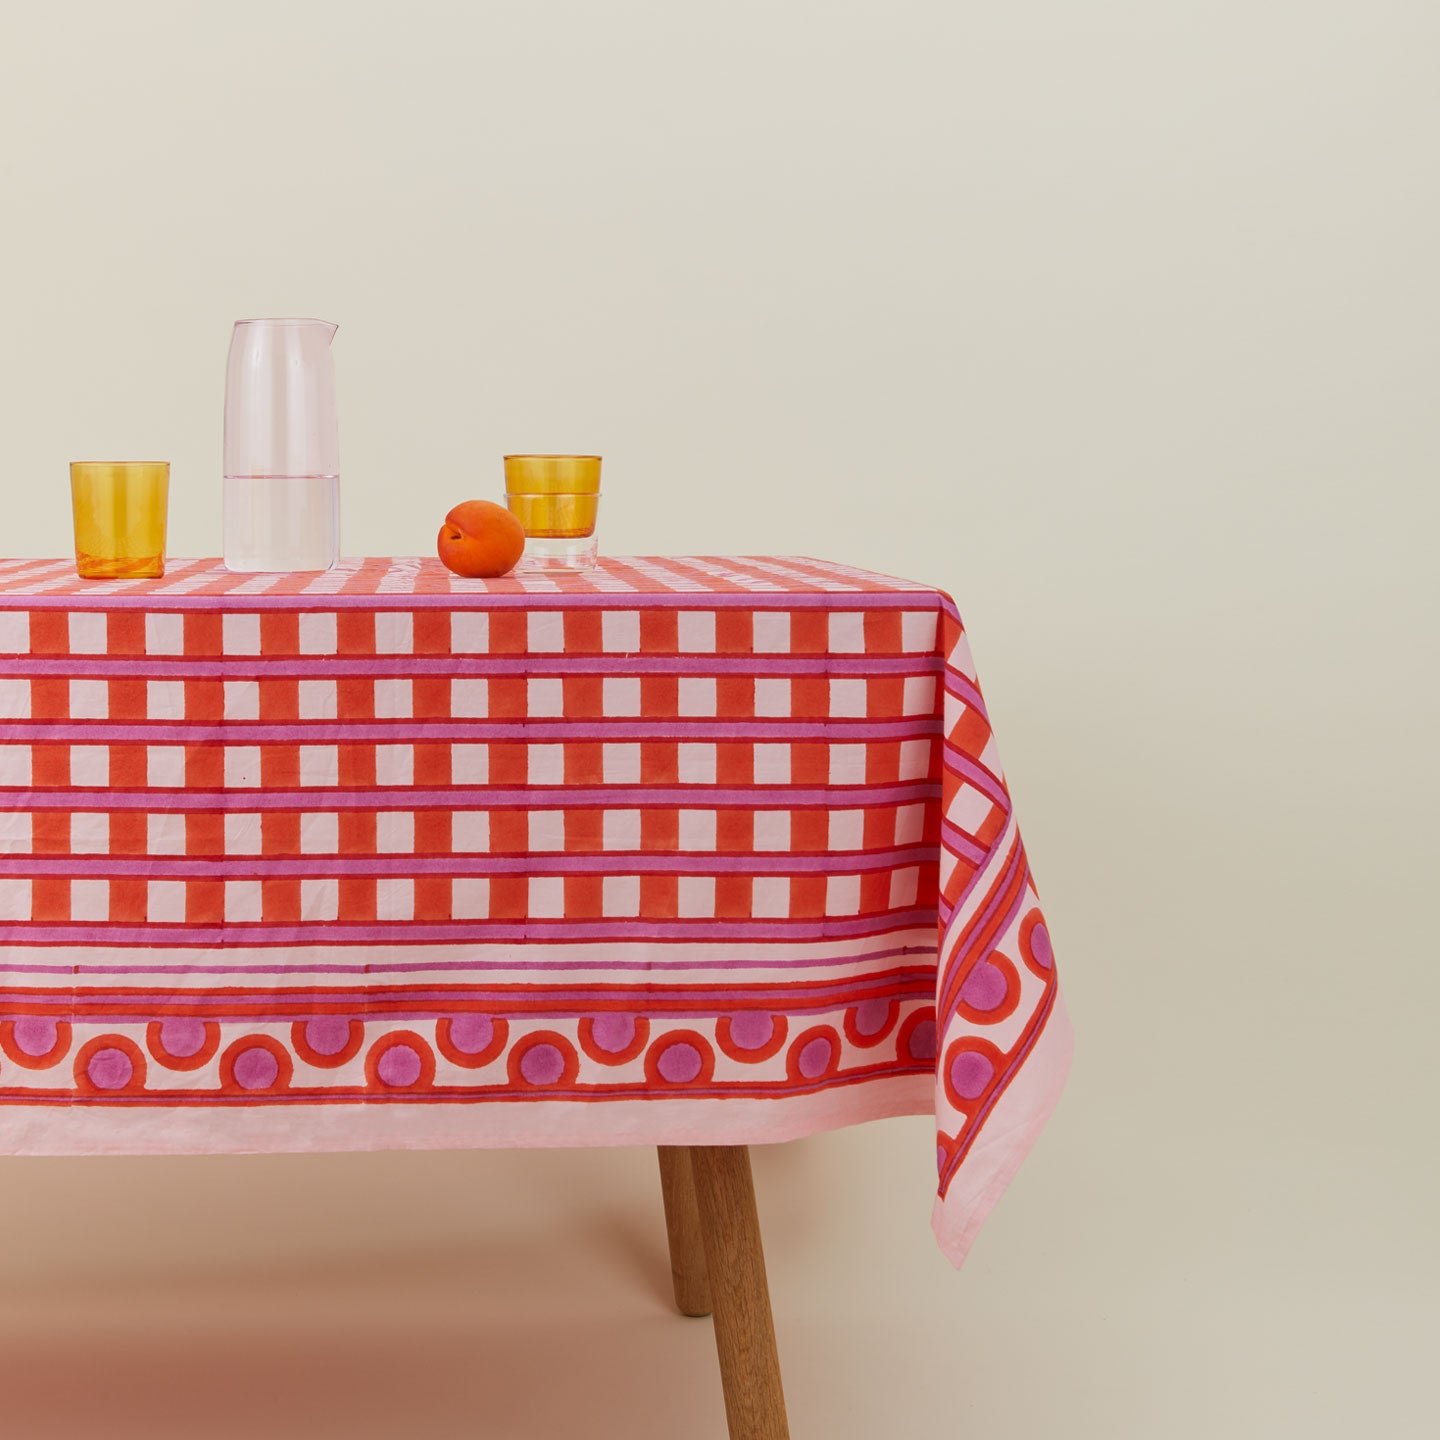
[[657, 1145, 713, 1316], [688, 1144, 790, 1440]]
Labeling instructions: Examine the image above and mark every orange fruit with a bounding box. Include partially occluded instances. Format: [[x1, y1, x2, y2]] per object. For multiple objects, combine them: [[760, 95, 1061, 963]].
[[437, 500, 526, 578]]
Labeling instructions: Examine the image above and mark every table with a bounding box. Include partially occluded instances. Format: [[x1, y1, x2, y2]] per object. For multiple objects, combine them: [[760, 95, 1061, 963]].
[[0, 555, 1072, 1437]]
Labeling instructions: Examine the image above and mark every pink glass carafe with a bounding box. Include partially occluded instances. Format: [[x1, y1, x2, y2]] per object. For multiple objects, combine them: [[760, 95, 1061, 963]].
[[223, 318, 340, 572]]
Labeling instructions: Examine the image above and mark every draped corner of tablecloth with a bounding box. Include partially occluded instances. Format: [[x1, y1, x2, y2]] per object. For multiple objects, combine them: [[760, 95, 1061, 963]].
[[931, 989, 1073, 1266], [0, 555, 1070, 1266]]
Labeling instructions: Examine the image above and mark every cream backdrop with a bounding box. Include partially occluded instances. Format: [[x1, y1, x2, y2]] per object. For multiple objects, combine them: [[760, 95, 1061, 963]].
[[1, 3, 1435, 1437]]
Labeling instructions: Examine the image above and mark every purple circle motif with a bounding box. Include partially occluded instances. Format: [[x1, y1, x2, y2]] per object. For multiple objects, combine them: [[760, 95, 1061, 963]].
[[160, 1018, 208, 1059], [657, 1043, 703, 1084], [1029, 923, 1054, 970], [303, 1017, 353, 1057], [727, 1012, 774, 1050], [520, 1043, 566, 1086], [949, 1050, 995, 1101], [232, 1047, 279, 1091], [960, 961, 1008, 1013], [377, 1044, 422, 1088], [851, 999, 890, 1037], [906, 1019, 937, 1062], [797, 1036, 833, 1080], [87, 1047, 133, 1090], [12, 1017, 58, 1057], [447, 1014, 494, 1055], [589, 1014, 636, 1054]]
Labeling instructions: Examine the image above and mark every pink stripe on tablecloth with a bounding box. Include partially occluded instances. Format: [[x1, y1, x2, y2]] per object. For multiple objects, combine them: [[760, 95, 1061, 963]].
[[0, 846, 935, 880], [3, 977, 935, 1019], [943, 674, 989, 717], [0, 942, 935, 978], [0, 655, 940, 678], [0, 908, 941, 949], [942, 753, 1010, 806], [3, 783, 941, 810], [0, 717, 941, 744], [937, 823, 988, 866], [0, 1061, 935, 1107]]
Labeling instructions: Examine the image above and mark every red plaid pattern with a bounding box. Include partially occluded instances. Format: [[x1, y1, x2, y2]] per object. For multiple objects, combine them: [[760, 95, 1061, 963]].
[[0, 560, 962, 935]]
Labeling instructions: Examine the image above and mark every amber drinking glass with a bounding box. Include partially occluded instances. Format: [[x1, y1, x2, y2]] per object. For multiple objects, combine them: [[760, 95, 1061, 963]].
[[70, 462, 170, 579], [503, 455, 601, 570]]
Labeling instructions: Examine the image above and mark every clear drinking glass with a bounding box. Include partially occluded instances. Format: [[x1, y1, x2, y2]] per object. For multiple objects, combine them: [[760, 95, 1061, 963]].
[[223, 318, 340, 572], [70, 462, 169, 579], [504, 455, 601, 570]]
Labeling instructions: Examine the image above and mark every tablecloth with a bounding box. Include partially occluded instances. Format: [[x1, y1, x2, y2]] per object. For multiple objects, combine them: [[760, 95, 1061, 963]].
[[0, 554, 1071, 1264]]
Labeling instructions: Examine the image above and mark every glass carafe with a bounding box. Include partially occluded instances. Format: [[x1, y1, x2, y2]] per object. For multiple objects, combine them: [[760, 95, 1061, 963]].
[[223, 318, 340, 572]]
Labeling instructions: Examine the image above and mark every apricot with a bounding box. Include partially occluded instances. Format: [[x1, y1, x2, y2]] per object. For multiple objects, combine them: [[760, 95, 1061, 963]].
[[437, 500, 526, 578]]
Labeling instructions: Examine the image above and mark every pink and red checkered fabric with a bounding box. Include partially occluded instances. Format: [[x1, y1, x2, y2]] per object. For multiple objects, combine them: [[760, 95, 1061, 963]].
[[0, 555, 1071, 1264]]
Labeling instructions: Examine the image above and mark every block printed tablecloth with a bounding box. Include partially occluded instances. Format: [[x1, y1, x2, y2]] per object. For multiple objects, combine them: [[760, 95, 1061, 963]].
[[0, 555, 1071, 1264]]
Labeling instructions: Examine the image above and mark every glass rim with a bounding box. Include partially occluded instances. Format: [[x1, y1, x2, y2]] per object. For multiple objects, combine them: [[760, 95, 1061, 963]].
[[503, 453, 602, 461], [70, 461, 170, 469], [233, 317, 335, 327]]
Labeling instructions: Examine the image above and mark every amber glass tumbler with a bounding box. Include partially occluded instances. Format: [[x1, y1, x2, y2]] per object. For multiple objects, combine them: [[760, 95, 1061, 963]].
[[70, 462, 170, 579], [503, 455, 601, 570]]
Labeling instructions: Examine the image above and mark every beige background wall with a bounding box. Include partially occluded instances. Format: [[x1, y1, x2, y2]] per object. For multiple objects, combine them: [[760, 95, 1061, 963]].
[[1, 3, 1435, 1436]]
